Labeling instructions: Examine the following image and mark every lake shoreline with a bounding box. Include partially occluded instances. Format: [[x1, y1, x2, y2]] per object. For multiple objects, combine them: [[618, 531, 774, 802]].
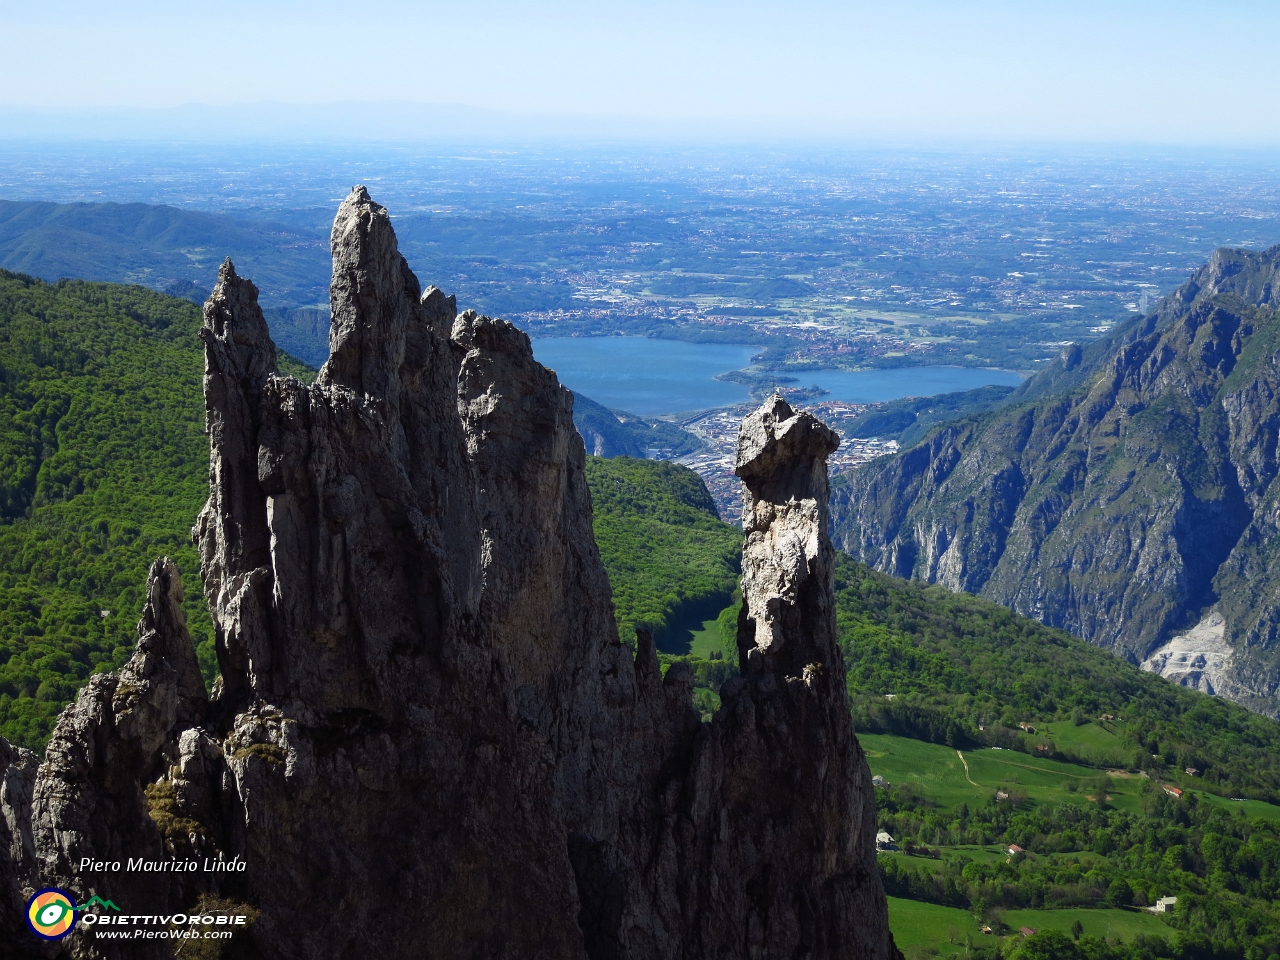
[[532, 335, 1024, 417]]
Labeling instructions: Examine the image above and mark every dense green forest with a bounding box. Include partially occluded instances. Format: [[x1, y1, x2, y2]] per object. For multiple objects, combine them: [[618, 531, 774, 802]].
[[834, 557, 1280, 804], [0, 271, 310, 748], [585, 455, 740, 649]]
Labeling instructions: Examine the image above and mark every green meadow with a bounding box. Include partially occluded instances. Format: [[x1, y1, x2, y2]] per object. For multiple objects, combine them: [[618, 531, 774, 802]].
[[860, 732, 1162, 815], [885, 897, 1171, 958], [887, 897, 977, 956], [686, 613, 731, 660], [1041, 718, 1129, 757], [859, 733, 988, 808], [999, 905, 1171, 941]]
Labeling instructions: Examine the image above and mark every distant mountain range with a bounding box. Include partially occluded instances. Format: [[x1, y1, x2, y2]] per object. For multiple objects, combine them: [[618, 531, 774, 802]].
[[0, 199, 329, 301], [832, 243, 1280, 717]]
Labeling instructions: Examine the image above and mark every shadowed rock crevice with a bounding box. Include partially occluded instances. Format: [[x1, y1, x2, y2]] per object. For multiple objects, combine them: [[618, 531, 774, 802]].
[[0, 188, 898, 960]]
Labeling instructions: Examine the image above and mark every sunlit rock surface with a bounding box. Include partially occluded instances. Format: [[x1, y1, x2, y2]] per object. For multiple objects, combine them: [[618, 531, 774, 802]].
[[0, 189, 897, 960]]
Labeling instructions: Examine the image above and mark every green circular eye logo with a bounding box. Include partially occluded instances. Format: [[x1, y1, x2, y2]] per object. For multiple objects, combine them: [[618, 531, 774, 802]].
[[27, 888, 78, 940]]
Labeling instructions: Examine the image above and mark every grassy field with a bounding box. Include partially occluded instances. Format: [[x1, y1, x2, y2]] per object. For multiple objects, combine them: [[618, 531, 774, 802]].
[[1041, 719, 1128, 754], [859, 733, 1161, 815], [686, 614, 730, 659], [1197, 791, 1280, 821], [886, 897, 978, 957], [858, 734, 1148, 814], [1000, 906, 1171, 941], [964, 747, 1100, 783], [862, 729, 1280, 813], [885, 897, 1171, 955], [964, 747, 1146, 815], [859, 734, 990, 808]]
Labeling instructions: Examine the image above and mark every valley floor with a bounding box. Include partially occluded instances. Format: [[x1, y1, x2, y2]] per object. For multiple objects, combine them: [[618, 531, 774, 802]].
[[864, 732, 1280, 955]]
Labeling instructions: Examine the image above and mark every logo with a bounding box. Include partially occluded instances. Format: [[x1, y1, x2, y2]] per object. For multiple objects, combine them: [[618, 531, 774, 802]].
[[26, 888, 79, 940]]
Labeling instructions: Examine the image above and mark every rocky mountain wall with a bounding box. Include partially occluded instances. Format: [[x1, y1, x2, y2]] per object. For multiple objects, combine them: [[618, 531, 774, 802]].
[[0, 187, 896, 960], [831, 244, 1280, 717]]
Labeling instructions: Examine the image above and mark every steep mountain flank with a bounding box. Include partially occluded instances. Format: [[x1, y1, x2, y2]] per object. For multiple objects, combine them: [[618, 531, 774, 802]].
[[0, 273, 312, 749], [586, 456, 740, 647], [831, 244, 1280, 716], [571, 391, 702, 461], [0, 188, 896, 959]]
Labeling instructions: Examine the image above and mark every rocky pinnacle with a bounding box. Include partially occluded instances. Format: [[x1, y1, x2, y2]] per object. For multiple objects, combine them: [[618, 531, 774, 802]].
[[0, 188, 898, 960]]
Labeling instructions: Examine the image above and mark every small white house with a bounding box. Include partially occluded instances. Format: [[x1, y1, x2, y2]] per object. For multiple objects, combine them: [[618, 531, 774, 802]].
[[1150, 896, 1178, 914], [876, 831, 897, 851], [871, 775, 889, 788]]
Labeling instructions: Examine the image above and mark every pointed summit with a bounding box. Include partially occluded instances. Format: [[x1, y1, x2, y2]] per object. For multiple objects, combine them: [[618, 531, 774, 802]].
[[321, 185, 422, 405]]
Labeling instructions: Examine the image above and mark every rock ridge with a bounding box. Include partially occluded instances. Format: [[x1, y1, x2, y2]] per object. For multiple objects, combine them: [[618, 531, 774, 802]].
[[0, 188, 897, 959], [831, 243, 1280, 717]]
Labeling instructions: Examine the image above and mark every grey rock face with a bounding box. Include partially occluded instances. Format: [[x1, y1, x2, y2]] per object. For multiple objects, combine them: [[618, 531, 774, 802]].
[[831, 244, 1280, 717], [1, 738, 37, 958], [0, 188, 897, 959], [0, 558, 214, 959]]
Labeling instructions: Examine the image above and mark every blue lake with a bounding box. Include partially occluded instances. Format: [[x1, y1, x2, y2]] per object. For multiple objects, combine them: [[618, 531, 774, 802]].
[[530, 337, 1024, 416]]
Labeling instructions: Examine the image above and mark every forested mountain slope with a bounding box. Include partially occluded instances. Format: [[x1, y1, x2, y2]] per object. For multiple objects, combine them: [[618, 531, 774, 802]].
[[0, 270, 310, 746], [586, 455, 739, 646], [0, 199, 328, 305], [831, 244, 1280, 717], [0, 199, 333, 364]]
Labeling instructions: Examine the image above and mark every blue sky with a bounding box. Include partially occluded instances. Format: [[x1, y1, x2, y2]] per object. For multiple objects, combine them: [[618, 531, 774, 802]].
[[4, 1, 1279, 144]]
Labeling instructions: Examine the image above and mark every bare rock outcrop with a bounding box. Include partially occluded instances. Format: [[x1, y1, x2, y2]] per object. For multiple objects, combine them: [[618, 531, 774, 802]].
[[1, 558, 215, 959], [0, 187, 896, 960], [658, 396, 891, 954], [1, 738, 37, 958]]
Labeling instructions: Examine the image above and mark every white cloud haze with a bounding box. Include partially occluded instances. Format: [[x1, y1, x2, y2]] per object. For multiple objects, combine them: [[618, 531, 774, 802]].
[[3, 0, 1278, 144]]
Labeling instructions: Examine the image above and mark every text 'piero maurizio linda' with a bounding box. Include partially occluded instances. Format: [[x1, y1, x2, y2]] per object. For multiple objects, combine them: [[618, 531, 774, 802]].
[[78, 856, 247, 873]]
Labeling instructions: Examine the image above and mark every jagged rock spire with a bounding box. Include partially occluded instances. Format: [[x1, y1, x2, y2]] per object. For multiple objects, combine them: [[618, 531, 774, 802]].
[[1, 558, 211, 959], [736, 394, 842, 673], [0, 194, 899, 960], [322, 185, 419, 406]]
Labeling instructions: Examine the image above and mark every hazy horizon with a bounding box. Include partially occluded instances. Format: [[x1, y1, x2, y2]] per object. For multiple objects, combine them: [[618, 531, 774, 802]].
[[6, 1, 1280, 147], [6, 102, 1280, 151]]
